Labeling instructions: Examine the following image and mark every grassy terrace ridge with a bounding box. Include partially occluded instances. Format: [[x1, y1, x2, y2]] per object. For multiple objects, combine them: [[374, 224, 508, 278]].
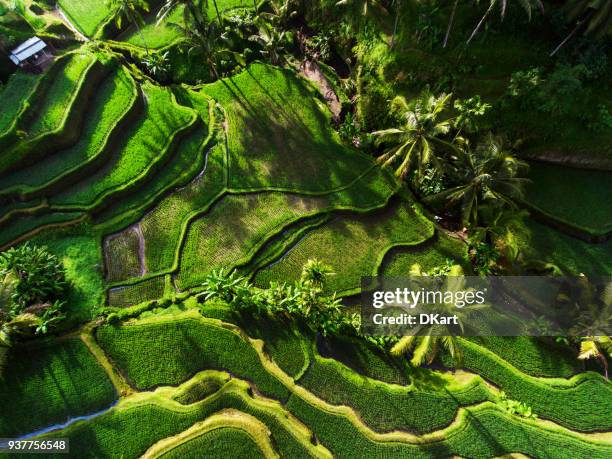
[[524, 161, 612, 237], [0, 71, 39, 136], [0, 52, 104, 174], [465, 336, 581, 379], [0, 66, 140, 200], [255, 198, 434, 295], [96, 311, 612, 457], [202, 63, 375, 192], [443, 339, 612, 432], [382, 230, 470, 276], [96, 315, 290, 400], [35, 372, 330, 459], [0, 338, 116, 438], [0, 211, 85, 250], [58, 0, 114, 37], [175, 172, 397, 291], [48, 84, 197, 208], [524, 220, 612, 276], [23, 310, 611, 458], [141, 410, 277, 458], [298, 343, 494, 434], [92, 93, 213, 232]]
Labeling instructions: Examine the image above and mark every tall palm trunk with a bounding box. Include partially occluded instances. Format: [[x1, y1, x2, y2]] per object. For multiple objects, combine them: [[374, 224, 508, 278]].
[[390, 4, 400, 48], [186, 1, 208, 38], [212, 0, 222, 24], [128, 10, 150, 56], [599, 353, 609, 380], [467, 0, 495, 45], [443, 0, 459, 48]]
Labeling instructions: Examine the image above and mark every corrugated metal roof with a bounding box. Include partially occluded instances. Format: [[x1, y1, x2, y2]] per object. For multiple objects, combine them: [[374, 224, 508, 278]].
[[9, 37, 48, 64]]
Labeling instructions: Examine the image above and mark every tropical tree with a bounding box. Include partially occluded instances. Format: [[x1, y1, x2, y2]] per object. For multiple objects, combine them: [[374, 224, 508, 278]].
[[335, 0, 383, 18], [301, 259, 335, 288], [390, 264, 486, 367], [158, 0, 221, 32], [107, 0, 150, 56], [426, 134, 528, 227], [260, 0, 298, 31], [142, 51, 170, 78], [372, 92, 457, 181], [466, 0, 544, 45], [0, 243, 68, 309], [249, 15, 290, 65], [578, 336, 612, 380], [170, 16, 230, 79]]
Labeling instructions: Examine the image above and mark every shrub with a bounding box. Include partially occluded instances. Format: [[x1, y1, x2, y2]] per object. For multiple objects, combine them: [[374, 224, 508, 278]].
[[0, 243, 68, 310]]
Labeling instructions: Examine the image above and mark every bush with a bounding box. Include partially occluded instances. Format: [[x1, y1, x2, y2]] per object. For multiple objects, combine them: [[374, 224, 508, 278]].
[[0, 243, 68, 310]]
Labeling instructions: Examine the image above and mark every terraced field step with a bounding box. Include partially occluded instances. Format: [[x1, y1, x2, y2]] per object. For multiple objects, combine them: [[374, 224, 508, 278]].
[[92, 312, 612, 457], [0, 65, 142, 202], [175, 177, 399, 291], [0, 51, 110, 175], [523, 161, 612, 241], [255, 197, 434, 295], [0, 338, 116, 438], [93, 90, 214, 232], [203, 63, 375, 192]]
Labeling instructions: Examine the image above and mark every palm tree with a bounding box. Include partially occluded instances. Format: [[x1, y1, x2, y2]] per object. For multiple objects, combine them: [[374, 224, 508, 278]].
[[262, 0, 298, 31], [578, 336, 612, 380], [300, 259, 334, 288], [426, 134, 528, 227], [170, 16, 224, 79], [335, 0, 383, 17], [466, 0, 544, 45], [158, 0, 221, 31], [372, 92, 457, 181], [390, 0, 402, 48], [249, 15, 290, 65], [107, 0, 151, 56], [143, 51, 170, 78], [390, 265, 486, 367]]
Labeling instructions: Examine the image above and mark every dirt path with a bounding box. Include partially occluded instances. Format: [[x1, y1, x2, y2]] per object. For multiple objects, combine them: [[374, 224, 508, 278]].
[[300, 60, 342, 122]]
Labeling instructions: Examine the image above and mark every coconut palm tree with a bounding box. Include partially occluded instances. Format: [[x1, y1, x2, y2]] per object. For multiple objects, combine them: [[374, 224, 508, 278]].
[[466, 0, 544, 45], [579, 336, 612, 380], [300, 259, 334, 288], [107, 0, 151, 55], [372, 92, 457, 181], [158, 0, 221, 31], [169, 16, 226, 79], [426, 134, 528, 227], [390, 264, 486, 367], [335, 0, 383, 18], [249, 15, 290, 65]]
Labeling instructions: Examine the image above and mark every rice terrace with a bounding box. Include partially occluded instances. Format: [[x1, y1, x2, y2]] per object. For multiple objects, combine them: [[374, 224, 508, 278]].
[[0, 0, 611, 457]]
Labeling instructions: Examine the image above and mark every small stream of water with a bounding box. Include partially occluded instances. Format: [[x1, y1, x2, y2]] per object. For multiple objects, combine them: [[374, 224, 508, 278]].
[[15, 400, 118, 440]]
